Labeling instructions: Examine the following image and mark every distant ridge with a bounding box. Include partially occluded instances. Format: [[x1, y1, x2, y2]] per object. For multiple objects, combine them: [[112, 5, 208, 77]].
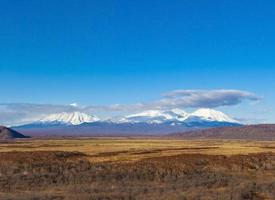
[[14, 108, 241, 136], [0, 126, 29, 140], [171, 124, 275, 140]]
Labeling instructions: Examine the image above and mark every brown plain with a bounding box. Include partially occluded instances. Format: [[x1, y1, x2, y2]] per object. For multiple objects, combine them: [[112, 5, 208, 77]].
[[1, 138, 275, 199]]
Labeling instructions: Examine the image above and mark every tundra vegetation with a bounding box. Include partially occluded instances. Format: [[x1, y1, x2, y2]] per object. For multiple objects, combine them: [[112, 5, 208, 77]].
[[1, 138, 275, 199]]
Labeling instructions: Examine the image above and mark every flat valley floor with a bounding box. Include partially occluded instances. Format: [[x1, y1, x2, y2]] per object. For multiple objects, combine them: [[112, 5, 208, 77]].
[[1, 138, 275, 199]]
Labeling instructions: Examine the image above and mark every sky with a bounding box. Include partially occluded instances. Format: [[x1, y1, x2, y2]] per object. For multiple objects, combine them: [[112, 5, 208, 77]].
[[0, 0, 275, 125]]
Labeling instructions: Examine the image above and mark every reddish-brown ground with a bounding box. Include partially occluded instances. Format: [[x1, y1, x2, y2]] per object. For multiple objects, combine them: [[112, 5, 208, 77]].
[[0, 150, 275, 200]]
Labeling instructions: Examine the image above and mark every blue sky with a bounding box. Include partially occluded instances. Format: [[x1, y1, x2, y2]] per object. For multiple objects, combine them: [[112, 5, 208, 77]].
[[0, 0, 275, 125]]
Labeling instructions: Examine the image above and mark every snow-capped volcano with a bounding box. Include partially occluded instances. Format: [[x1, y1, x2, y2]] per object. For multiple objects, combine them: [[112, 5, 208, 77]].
[[38, 112, 99, 125], [119, 108, 189, 124], [185, 108, 239, 124], [118, 108, 239, 125]]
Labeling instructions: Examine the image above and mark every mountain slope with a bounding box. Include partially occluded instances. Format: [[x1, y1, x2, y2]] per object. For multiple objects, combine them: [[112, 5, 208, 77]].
[[0, 126, 29, 140], [119, 109, 189, 124], [32, 112, 99, 126], [171, 124, 275, 140], [185, 108, 239, 124]]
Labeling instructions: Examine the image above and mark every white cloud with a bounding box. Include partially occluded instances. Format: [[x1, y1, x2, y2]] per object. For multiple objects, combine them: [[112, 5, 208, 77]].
[[70, 103, 79, 107], [159, 89, 260, 108]]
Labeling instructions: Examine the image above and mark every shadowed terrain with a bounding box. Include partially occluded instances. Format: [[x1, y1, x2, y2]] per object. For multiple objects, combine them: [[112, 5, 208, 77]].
[[0, 126, 29, 140], [172, 124, 275, 140]]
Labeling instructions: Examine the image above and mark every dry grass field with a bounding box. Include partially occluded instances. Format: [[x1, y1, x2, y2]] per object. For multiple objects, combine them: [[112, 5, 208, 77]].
[[1, 138, 275, 199], [1, 138, 275, 161]]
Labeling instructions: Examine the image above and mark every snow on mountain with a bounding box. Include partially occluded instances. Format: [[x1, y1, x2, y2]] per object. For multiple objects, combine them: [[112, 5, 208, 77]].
[[119, 109, 189, 124], [185, 108, 239, 124], [118, 108, 239, 125], [38, 112, 100, 125], [15, 108, 239, 132], [14, 109, 241, 136], [164, 108, 189, 122]]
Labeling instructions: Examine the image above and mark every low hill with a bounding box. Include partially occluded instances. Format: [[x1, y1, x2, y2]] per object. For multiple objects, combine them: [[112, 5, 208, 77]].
[[171, 124, 275, 140], [0, 126, 29, 140]]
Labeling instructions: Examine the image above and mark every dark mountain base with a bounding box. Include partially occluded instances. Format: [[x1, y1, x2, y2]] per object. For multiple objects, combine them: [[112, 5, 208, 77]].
[[172, 124, 275, 140], [0, 126, 29, 140]]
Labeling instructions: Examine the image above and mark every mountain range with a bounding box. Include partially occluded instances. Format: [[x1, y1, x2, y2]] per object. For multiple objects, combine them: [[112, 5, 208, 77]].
[[13, 108, 241, 136]]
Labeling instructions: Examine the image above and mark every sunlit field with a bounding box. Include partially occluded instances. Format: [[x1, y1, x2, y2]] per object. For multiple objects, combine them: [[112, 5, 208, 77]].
[[1, 138, 275, 162], [1, 138, 275, 199]]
